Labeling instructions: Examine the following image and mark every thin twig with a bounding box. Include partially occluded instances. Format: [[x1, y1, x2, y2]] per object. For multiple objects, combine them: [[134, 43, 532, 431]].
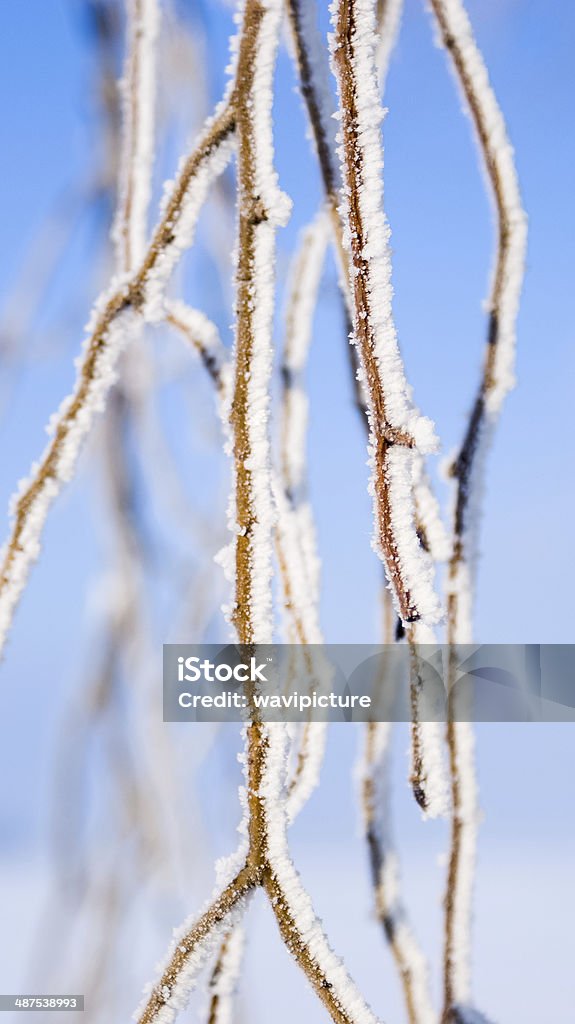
[[331, 0, 440, 626], [361, 720, 435, 1024], [425, 1, 527, 1020], [0, 69, 236, 656]]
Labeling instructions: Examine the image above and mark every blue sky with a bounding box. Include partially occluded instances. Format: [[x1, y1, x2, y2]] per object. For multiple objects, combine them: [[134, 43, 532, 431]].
[[0, 2, 574, 1021]]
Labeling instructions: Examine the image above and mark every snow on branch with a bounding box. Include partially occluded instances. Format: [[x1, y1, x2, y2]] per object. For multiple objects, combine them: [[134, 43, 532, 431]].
[[330, 0, 441, 627]]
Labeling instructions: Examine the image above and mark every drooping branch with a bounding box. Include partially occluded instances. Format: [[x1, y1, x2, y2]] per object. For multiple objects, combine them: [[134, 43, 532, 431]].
[[424, 2, 527, 1021], [136, 866, 258, 1024], [375, 0, 404, 93], [113, 0, 159, 272], [279, 214, 329, 817], [136, 5, 387, 1021], [330, 0, 441, 627], [427, 0, 527, 644], [361, 720, 435, 1024], [0, 52, 236, 656], [206, 924, 247, 1024], [229, 0, 291, 645], [170, 212, 332, 1018]]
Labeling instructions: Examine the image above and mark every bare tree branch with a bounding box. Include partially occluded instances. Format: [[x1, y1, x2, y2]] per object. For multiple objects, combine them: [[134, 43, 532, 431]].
[[425, 1, 527, 1020]]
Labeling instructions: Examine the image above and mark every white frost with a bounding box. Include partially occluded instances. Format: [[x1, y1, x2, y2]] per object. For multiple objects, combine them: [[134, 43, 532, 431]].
[[330, 0, 442, 627], [112, 0, 160, 270], [262, 723, 382, 1024], [359, 720, 435, 1024]]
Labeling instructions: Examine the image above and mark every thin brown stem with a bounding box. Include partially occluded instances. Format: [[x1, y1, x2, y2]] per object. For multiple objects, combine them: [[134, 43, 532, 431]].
[[363, 726, 425, 1024], [0, 95, 235, 654], [426, 2, 526, 1019], [137, 866, 258, 1024], [333, 0, 421, 624]]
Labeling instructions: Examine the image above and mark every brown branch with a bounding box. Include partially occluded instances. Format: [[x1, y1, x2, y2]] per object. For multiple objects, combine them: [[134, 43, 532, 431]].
[[363, 724, 428, 1024], [428, 0, 526, 641], [332, 0, 421, 624], [138, 866, 258, 1024], [0, 93, 235, 654], [426, 3, 527, 1021]]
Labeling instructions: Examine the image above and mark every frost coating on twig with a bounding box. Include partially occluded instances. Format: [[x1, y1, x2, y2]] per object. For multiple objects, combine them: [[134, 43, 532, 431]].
[[375, 0, 404, 92], [330, 0, 441, 626], [167, 296, 328, 824], [279, 211, 328, 644], [411, 717, 450, 820], [206, 924, 247, 1024], [285, 0, 341, 198], [143, 130, 235, 324], [279, 212, 330, 815], [360, 720, 435, 1024], [0, 298, 136, 651], [285, 720, 327, 822], [428, 0, 527, 642], [113, 0, 159, 271], [407, 624, 450, 820], [0, 43, 238, 656], [413, 456, 451, 565], [426, 2, 526, 1019], [262, 723, 382, 1024], [134, 869, 254, 1024], [230, 0, 292, 646], [282, 210, 330, 505], [443, 717, 479, 1017], [166, 300, 229, 393], [428, 0, 527, 412]]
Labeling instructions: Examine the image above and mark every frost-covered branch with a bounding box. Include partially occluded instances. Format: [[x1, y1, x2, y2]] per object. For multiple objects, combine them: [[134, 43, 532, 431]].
[[0, 39, 236, 656], [288, 0, 444, 628], [137, 5, 386, 1019], [285, 0, 344, 256], [287, 0, 448, 816], [330, 0, 441, 627], [281, 210, 329, 512], [228, 0, 291, 645], [425, 1, 527, 1020], [361, 721, 435, 1024], [166, 300, 229, 393], [113, 0, 159, 272], [427, 0, 527, 644], [206, 925, 247, 1024], [260, 723, 381, 1024], [136, 866, 258, 1024], [375, 0, 404, 93], [279, 215, 330, 816]]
